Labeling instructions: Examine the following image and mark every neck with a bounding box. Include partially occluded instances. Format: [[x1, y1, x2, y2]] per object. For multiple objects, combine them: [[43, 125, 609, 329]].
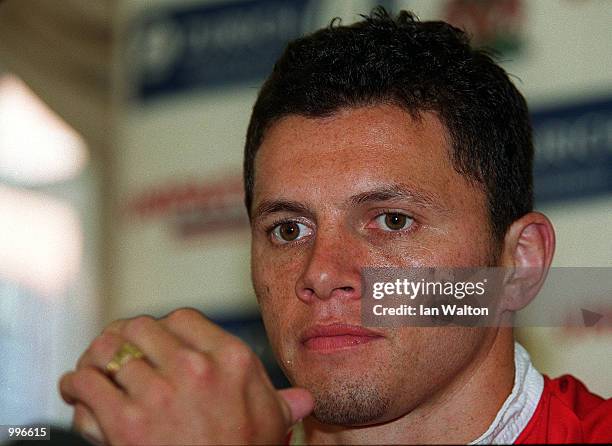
[[303, 328, 515, 445]]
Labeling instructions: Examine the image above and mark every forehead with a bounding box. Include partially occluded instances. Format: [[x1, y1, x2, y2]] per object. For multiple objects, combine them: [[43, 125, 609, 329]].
[[252, 105, 478, 210]]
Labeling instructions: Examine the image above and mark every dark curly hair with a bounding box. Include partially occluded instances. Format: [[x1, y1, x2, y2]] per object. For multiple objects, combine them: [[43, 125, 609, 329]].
[[243, 7, 533, 241]]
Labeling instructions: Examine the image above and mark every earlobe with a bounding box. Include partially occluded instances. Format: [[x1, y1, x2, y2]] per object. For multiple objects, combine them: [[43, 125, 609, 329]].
[[499, 212, 556, 311]]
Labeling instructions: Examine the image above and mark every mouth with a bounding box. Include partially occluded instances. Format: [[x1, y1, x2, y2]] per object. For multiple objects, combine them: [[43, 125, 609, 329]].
[[300, 323, 384, 352]]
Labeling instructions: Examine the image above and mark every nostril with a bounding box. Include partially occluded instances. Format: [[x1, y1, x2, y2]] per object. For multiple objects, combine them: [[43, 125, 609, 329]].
[[297, 288, 315, 302]]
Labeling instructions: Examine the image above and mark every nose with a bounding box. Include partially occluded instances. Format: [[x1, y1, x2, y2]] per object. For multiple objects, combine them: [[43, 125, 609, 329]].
[[295, 231, 361, 303]]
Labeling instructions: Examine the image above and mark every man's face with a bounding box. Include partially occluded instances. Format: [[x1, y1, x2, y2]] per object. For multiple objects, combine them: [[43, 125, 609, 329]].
[[250, 105, 498, 425]]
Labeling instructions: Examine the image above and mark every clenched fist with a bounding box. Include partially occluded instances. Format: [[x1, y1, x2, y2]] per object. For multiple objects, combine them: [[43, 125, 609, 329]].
[[59, 308, 314, 445]]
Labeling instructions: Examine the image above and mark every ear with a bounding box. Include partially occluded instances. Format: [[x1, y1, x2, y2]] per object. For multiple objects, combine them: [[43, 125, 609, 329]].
[[498, 212, 556, 311]]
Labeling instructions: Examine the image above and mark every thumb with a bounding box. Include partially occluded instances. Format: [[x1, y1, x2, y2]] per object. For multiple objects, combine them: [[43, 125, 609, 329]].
[[277, 387, 315, 425]]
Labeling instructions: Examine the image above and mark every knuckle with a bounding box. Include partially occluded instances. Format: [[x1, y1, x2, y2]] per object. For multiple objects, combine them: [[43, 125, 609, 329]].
[[121, 315, 155, 339], [222, 339, 256, 369], [175, 348, 213, 381], [90, 332, 119, 357], [77, 332, 120, 369], [165, 307, 204, 327], [102, 318, 127, 335]]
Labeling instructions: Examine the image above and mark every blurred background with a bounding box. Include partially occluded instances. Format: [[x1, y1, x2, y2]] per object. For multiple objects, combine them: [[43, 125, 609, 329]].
[[0, 0, 610, 428]]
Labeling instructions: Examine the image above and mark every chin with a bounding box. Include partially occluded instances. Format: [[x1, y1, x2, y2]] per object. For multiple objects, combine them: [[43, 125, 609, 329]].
[[308, 375, 396, 426], [288, 356, 401, 425]]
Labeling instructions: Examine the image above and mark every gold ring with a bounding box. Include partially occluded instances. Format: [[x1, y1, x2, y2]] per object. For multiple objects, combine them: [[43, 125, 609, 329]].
[[105, 342, 145, 375]]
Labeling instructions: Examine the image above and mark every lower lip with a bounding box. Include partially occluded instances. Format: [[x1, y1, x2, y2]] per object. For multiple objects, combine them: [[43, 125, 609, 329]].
[[303, 335, 382, 352]]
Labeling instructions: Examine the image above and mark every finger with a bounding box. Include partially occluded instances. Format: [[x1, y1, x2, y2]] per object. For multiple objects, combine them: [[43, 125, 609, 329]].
[[76, 319, 129, 370], [277, 388, 315, 425], [119, 316, 186, 373], [60, 368, 129, 429], [74, 403, 106, 445], [74, 325, 171, 400], [77, 331, 124, 371], [160, 308, 236, 352], [113, 356, 169, 401], [102, 318, 129, 335]]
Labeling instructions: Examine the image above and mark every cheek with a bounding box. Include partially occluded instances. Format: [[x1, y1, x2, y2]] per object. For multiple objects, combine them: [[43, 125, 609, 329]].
[[251, 249, 305, 360], [251, 234, 316, 310], [387, 327, 488, 409], [252, 245, 305, 304], [416, 218, 496, 267], [253, 280, 288, 365]]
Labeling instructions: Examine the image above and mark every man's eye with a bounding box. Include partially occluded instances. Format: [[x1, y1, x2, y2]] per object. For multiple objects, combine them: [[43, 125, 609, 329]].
[[271, 221, 312, 243], [374, 213, 414, 231]]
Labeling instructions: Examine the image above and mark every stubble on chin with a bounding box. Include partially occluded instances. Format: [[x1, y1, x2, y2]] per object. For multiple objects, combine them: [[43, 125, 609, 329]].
[[311, 378, 392, 425], [294, 357, 395, 426]]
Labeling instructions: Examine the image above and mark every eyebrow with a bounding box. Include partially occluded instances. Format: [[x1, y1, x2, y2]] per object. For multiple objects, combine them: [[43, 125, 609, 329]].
[[252, 200, 313, 221], [252, 183, 445, 221], [347, 183, 441, 209]]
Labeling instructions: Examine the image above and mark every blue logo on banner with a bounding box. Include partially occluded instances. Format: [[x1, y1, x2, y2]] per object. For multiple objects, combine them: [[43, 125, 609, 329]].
[[532, 97, 612, 204], [129, 0, 313, 101]]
